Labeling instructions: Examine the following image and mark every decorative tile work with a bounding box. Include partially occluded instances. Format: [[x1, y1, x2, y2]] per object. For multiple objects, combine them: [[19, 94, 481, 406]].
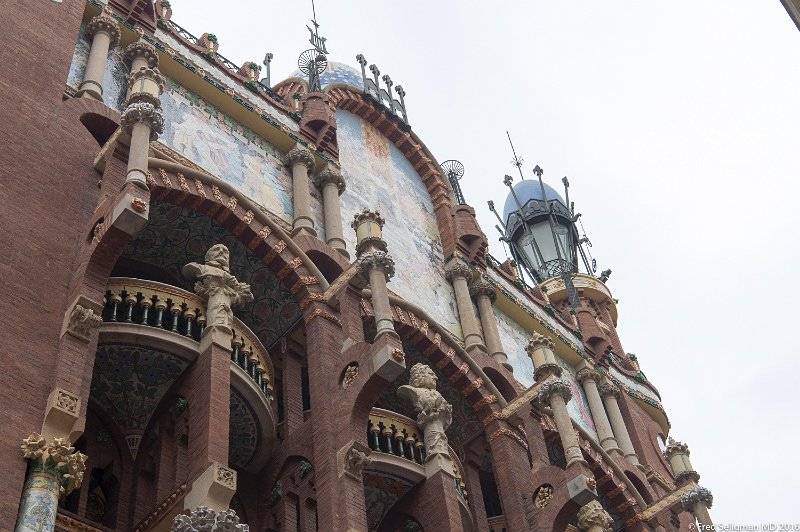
[[362, 470, 415, 531], [374, 343, 481, 449], [122, 201, 301, 348], [609, 366, 661, 406], [337, 110, 460, 335], [556, 359, 597, 440], [90, 343, 190, 457], [493, 306, 536, 387], [290, 61, 364, 91], [159, 79, 325, 237], [229, 387, 259, 469]]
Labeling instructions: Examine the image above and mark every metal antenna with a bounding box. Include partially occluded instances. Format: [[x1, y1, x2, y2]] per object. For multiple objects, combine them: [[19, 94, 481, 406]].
[[507, 131, 525, 181]]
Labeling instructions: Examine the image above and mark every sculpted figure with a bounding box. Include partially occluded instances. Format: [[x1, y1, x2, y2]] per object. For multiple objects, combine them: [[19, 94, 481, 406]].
[[398, 363, 453, 457], [182, 244, 253, 331]]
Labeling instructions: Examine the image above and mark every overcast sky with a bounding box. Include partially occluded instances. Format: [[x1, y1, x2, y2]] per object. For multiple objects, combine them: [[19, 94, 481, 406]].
[[168, 0, 800, 522]]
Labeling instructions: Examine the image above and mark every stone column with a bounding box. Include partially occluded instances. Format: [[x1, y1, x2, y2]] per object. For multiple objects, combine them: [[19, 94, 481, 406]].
[[76, 9, 121, 100], [123, 39, 160, 73], [313, 162, 348, 258], [120, 62, 165, 189], [598, 382, 640, 468], [181, 245, 253, 511], [576, 500, 613, 532], [445, 260, 486, 354], [352, 210, 397, 341], [681, 487, 714, 529], [470, 278, 510, 368], [536, 379, 585, 467], [15, 434, 86, 532], [663, 438, 700, 486], [526, 332, 561, 383], [286, 143, 317, 237], [576, 368, 622, 458]]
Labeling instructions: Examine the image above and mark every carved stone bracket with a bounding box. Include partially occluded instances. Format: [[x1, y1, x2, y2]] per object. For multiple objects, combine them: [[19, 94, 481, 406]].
[[65, 303, 102, 342], [121, 102, 165, 140], [337, 440, 372, 480]]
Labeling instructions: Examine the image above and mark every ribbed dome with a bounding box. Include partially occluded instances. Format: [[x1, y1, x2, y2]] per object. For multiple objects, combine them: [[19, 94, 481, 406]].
[[503, 179, 567, 223], [289, 61, 363, 90]]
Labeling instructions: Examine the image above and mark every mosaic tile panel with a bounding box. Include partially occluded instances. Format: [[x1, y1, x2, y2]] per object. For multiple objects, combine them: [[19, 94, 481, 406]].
[[160, 79, 325, 238], [123, 201, 301, 348], [374, 343, 481, 450], [290, 61, 364, 91], [229, 387, 259, 469], [362, 471, 415, 531], [90, 343, 190, 457], [557, 359, 597, 440], [336, 109, 461, 335], [609, 366, 661, 406]]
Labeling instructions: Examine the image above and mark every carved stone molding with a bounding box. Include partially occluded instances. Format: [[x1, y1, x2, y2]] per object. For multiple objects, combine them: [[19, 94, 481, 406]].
[[124, 40, 159, 68], [576, 500, 613, 532], [66, 304, 102, 342], [444, 261, 473, 283], [121, 102, 165, 140], [681, 486, 713, 511], [469, 279, 496, 302], [85, 12, 121, 48], [527, 331, 555, 353], [172, 506, 249, 531], [576, 368, 601, 384], [20, 433, 87, 495], [313, 163, 346, 194], [356, 250, 396, 282], [213, 464, 236, 490], [285, 143, 315, 171], [537, 378, 572, 405]]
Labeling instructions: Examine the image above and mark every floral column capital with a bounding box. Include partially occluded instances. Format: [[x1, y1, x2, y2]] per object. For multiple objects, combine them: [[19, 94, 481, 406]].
[[20, 433, 87, 496]]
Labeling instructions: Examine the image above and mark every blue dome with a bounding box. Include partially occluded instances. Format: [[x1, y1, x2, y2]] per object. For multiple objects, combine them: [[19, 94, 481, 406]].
[[503, 179, 566, 224], [289, 61, 363, 90]]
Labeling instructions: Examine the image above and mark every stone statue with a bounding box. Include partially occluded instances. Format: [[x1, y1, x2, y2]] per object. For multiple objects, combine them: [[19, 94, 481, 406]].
[[576, 500, 613, 532], [398, 363, 452, 457], [183, 244, 253, 331], [172, 506, 249, 531]]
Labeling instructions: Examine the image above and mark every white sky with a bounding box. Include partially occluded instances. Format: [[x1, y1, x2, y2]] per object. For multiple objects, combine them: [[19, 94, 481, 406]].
[[168, 0, 800, 522]]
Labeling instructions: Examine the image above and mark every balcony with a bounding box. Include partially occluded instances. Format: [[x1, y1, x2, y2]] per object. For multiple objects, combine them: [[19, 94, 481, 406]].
[[367, 408, 469, 504], [103, 278, 273, 402]]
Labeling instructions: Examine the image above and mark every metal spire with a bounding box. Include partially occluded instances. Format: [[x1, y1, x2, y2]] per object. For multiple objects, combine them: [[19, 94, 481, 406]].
[[507, 131, 525, 181]]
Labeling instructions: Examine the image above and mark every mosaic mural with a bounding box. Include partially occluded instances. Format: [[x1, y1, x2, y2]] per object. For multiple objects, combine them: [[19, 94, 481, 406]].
[[609, 366, 661, 406], [362, 470, 415, 531], [229, 387, 259, 469], [122, 201, 301, 348], [336, 109, 461, 335], [159, 78, 325, 237], [66, 23, 128, 112], [374, 343, 481, 449], [91, 343, 190, 458], [492, 308, 598, 439]]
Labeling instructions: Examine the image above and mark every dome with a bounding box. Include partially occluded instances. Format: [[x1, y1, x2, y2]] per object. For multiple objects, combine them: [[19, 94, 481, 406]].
[[502, 179, 567, 224], [289, 61, 363, 91]]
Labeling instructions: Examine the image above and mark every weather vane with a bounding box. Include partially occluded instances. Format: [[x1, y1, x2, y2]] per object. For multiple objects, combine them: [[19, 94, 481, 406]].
[[299, 0, 329, 92], [507, 131, 525, 181]]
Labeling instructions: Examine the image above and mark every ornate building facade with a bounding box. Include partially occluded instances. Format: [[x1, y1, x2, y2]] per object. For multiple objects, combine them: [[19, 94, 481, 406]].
[[0, 0, 713, 530]]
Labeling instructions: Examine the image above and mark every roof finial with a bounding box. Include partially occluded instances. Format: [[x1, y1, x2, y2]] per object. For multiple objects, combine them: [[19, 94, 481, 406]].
[[507, 131, 525, 181]]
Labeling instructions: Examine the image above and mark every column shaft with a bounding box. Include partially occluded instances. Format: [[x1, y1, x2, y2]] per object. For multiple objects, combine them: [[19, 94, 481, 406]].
[[369, 266, 394, 339], [602, 394, 640, 467], [291, 162, 316, 236], [14, 469, 60, 532], [321, 182, 346, 254], [127, 121, 151, 187], [550, 394, 583, 466], [693, 502, 714, 528], [582, 379, 622, 456], [79, 31, 112, 99], [475, 293, 506, 364], [452, 275, 484, 351]]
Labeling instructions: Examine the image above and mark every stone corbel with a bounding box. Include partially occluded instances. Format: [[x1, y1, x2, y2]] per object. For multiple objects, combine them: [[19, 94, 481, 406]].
[[62, 295, 103, 342], [183, 462, 237, 512], [338, 440, 372, 480], [41, 388, 83, 443]]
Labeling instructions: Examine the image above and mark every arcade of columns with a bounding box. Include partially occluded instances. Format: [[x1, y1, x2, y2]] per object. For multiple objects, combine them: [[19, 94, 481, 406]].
[[13, 8, 714, 531]]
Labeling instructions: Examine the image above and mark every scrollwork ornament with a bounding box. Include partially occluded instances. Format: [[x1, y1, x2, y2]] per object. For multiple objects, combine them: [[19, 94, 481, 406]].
[[120, 102, 165, 140]]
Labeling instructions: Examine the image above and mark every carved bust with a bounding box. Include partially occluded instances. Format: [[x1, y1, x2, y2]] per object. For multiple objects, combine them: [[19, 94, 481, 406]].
[[398, 364, 453, 457]]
